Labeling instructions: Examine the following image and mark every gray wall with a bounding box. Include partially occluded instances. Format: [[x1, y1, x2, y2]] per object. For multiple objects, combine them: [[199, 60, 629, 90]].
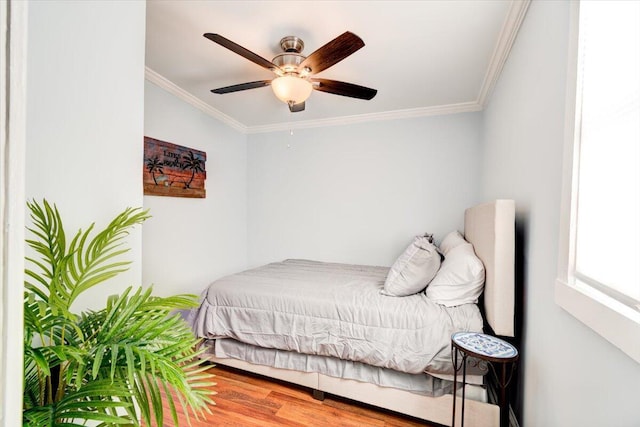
[[481, 2, 640, 425], [26, 0, 146, 310], [246, 113, 483, 268], [142, 82, 248, 296]]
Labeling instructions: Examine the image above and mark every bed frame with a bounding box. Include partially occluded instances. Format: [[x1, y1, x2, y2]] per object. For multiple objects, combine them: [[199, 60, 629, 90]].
[[206, 199, 516, 427]]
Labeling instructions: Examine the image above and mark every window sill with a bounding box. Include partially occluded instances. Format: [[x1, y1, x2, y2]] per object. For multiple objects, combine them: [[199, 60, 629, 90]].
[[555, 278, 640, 363]]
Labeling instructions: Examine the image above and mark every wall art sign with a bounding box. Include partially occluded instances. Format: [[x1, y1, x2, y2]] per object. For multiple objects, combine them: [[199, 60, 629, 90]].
[[143, 136, 206, 198]]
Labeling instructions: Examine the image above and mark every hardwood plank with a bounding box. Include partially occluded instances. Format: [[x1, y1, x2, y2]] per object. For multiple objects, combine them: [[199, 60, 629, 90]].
[[322, 397, 425, 426], [276, 400, 384, 427], [149, 365, 439, 426], [217, 366, 320, 404]]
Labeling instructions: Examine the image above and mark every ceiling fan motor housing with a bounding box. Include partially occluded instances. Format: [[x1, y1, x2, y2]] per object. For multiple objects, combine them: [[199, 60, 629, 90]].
[[273, 36, 308, 75], [279, 36, 304, 53]]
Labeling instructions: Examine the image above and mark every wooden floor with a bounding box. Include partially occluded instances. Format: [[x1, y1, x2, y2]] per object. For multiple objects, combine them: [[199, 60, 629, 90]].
[[156, 364, 436, 426]]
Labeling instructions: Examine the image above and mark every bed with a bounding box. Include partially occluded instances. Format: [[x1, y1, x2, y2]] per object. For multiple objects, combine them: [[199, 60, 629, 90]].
[[189, 199, 516, 427]]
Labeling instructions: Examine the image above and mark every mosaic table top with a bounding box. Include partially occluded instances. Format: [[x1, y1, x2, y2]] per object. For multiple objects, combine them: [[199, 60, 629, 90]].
[[452, 332, 518, 360]]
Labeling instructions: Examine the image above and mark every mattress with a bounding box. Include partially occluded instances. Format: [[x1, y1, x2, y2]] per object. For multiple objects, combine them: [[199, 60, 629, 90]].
[[190, 259, 484, 376]]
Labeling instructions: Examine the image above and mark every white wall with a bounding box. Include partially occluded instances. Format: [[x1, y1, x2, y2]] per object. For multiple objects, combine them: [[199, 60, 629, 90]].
[[247, 114, 482, 267], [481, 2, 640, 426], [25, 1, 146, 310], [142, 82, 247, 296]]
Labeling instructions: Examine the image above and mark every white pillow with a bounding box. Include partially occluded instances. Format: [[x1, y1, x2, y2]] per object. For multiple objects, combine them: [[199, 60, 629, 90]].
[[382, 235, 442, 297], [425, 242, 485, 306], [439, 230, 467, 255]]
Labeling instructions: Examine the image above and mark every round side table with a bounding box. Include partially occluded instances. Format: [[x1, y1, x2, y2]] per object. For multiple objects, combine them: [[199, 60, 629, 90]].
[[451, 331, 518, 427]]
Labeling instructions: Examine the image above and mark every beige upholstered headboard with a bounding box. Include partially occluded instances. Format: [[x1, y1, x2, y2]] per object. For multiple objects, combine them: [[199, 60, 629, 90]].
[[464, 199, 516, 337]]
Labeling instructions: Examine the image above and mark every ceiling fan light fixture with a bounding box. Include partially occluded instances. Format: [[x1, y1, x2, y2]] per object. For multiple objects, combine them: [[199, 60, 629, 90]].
[[271, 75, 313, 105], [205, 32, 376, 112]]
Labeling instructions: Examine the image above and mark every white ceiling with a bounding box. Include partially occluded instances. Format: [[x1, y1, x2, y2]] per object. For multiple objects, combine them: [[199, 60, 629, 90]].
[[145, 1, 529, 133]]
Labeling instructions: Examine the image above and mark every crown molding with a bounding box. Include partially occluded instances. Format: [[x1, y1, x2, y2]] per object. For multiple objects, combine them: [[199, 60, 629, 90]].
[[245, 102, 483, 134], [145, 66, 482, 134], [144, 67, 248, 133], [476, 0, 531, 108]]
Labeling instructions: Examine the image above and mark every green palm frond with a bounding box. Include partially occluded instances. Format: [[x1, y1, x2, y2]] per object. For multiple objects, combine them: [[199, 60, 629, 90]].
[[23, 379, 132, 426], [25, 200, 75, 319], [64, 207, 151, 310], [24, 200, 215, 426], [25, 199, 150, 314], [25, 200, 66, 280], [24, 293, 83, 347], [77, 286, 214, 425]]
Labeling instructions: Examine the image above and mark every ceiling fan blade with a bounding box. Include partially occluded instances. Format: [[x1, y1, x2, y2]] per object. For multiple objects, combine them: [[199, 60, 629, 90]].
[[288, 102, 305, 113], [311, 78, 377, 100], [299, 32, 365, 75], [204, 33, 277, 71], [211, 80, 272, 94]]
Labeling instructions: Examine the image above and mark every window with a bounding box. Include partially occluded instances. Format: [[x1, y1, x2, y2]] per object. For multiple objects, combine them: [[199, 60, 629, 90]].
[[556, 0, 640, 363]]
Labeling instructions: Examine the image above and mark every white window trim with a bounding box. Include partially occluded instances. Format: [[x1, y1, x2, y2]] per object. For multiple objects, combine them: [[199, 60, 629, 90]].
[[555, 0, 640, 364]]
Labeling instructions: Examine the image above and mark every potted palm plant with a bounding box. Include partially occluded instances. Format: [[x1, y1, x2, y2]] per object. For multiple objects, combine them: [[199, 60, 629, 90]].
[[22, 200, 215, 426]]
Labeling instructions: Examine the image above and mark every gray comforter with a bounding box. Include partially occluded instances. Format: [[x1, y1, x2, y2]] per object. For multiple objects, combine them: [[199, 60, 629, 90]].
[[190, 259, 483, 376]]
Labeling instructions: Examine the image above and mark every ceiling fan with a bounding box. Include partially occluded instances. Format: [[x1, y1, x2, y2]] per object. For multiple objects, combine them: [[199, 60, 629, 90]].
[[204, 31, 377, 113]]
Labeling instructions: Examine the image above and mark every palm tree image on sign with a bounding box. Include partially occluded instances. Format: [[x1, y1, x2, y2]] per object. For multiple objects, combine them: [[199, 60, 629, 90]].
[[143, 136, 207, 198]]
